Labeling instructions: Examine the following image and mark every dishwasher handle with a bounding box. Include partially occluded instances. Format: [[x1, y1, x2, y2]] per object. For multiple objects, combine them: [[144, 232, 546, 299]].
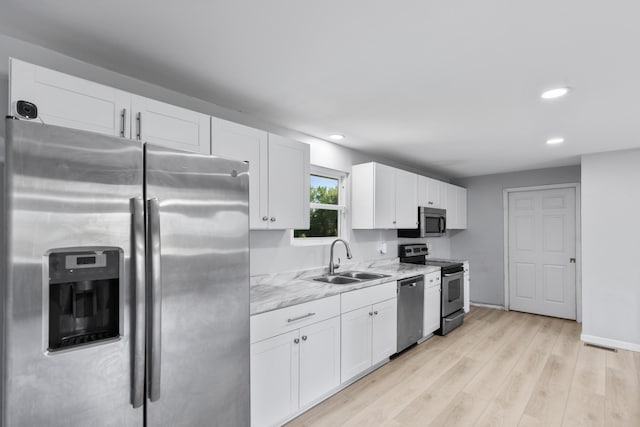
[[398, 275, 424, 288]]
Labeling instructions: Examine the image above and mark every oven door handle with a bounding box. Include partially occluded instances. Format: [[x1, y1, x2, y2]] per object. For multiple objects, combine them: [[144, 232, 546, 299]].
[[443, 273, 462, 277]]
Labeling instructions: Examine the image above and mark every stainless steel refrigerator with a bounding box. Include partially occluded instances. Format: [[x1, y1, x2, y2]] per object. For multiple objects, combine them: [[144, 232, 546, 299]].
[[0, 118, 250, 426]]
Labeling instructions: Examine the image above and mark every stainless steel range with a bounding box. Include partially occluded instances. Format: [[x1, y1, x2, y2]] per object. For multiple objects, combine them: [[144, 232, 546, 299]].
[[399, 244, 465, 335]]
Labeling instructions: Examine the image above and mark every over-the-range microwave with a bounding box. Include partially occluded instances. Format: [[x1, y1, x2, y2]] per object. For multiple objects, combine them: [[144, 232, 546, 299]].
[[397, 207, 446, 238]]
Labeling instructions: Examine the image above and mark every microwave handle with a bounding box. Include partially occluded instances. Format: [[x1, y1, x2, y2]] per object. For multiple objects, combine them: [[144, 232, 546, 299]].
[[439, 217, 446, 233]]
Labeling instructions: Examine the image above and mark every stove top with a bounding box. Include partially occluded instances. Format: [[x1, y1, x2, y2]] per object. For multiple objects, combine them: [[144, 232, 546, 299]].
[[422, 259, 462, 269]]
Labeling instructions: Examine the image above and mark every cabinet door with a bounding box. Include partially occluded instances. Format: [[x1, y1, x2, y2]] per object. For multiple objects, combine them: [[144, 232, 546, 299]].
[[131, 95, 210, 154], [341, 306, 373, 383], [457, 186, 467, 229], [371, 298, 397, 365], [267, 134, 310, 229], [463, 262, 470, 313], [251, 330, 300, 427], [395, 169, 418, 228], [299, 317, 341, 408], [211, 117, 269, 229], [445, 183, 458, 229], [425, 285, 441, 335], [9, 58, 130, 137], [426, 177, 443, 208], [373, 163, 396, 228]]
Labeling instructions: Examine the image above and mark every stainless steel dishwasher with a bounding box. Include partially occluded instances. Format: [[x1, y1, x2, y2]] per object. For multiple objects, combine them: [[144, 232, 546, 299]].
[[397, 275, 424, 353]]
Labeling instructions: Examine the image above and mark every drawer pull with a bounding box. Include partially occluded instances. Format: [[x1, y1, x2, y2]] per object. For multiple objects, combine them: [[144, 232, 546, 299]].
[[287, 312, 316, 323]]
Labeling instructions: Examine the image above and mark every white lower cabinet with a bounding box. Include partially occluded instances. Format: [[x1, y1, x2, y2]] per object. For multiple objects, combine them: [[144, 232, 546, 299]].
[[250, 296, 341, 427], [340, 306, 373, 382], [251, 330, 300, 427], [463, 261, 470, 313], [298, 317, 341, 407], [340, 282, 398, 383], [424, 271, 442, 337]]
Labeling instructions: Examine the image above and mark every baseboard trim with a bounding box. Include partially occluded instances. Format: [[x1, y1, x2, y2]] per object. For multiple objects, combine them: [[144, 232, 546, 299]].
[[470, 302, 506, 310], [581, 334, 640, 353]]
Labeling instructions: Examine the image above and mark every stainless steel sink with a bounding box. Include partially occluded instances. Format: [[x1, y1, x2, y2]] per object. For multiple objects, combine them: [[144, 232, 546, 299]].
[[309, 271, 390, 285], [337, 271, 390, 280], [312, 276, 361, 285]]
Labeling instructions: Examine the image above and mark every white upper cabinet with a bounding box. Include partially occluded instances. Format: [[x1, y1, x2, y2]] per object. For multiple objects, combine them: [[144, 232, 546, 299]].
[[445, 183, 467, 229], [131, 95, 210, 154], [418, 175, 444, 209], [267, 134, 310, 230], [352, 162, 418, 229], [9, 58, 130, 137], [10, 59, 210, 154], [395, 168, 419, 228], [211, 117, 268, 229], [211, 117, 310, 230]]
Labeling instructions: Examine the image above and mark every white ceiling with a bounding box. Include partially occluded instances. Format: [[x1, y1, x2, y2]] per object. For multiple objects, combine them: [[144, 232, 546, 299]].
[[1, 0, 639, 178]]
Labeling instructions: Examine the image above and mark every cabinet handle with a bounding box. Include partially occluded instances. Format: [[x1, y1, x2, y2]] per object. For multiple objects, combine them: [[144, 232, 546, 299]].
[[302, 335, 307, 341], [294, 338, 300, 344], [262, 216, 268, 221], [136, 112, 142, 140], [369, 312, 373, 316], [392, 221, 396, 225], [374, 311, 378, 315], [287, 312, 316, 323], [428, 201, 434, 205], [120, 108, 127, 138], [270, 217, 276, 222]]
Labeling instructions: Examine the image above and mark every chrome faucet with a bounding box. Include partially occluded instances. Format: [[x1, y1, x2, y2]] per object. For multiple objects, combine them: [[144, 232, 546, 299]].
[[328, 238, 353, 275]]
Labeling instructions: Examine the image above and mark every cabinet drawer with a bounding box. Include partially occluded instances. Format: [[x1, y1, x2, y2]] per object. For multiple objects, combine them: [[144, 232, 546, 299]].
[[425, 271, 441, 288], [251, 295, 340, 343], [341, 281, 397, 313]]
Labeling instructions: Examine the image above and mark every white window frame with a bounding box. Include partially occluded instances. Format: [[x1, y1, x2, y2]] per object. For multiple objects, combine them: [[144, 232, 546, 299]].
[[291, 165, 348, 246]]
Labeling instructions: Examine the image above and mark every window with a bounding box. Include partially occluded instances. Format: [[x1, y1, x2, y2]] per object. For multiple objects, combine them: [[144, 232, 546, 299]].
[[293, 166, 347, 244]]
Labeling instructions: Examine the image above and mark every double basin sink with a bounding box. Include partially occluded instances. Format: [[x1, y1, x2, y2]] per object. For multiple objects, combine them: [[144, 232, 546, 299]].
[[310, 271, 391, 285]]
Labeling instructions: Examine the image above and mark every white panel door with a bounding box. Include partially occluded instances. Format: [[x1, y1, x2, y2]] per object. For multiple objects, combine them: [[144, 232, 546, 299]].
[[298, 317, 341, 408], [373, 164, 396, 228], [131, 95, 210, 154], [371, 298, 397, 365], [424, 285, 441, 336], [267, 134, 310, 229], [508, 188, 576, 319], [395, 169, 418, 228], [211, 117, 269, 229], [250, 330, 299, 427], [9, 58, 130, 137], [341, 306, 372, 383]]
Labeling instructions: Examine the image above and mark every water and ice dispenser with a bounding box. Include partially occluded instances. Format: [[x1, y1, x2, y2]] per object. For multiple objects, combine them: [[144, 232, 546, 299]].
[[47, 249, 121, 351]]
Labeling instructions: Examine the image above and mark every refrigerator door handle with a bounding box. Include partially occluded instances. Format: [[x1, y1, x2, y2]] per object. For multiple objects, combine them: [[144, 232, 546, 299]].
[[131, 197, 146, 408], [147, 198, 162, 402]]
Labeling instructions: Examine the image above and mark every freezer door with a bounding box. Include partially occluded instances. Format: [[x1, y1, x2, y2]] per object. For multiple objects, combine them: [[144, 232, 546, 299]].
[[2, 120, 144, 427], [144, 144, 250, 427]]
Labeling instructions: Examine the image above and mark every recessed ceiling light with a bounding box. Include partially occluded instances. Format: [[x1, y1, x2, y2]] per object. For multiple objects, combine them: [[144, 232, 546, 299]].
[[329, 134, 345, 141], [546, 137, 565, 145], [541, 87, 571, 100]]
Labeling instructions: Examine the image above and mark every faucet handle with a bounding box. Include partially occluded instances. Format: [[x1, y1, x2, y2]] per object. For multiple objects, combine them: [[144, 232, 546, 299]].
[[334, 257, 341, 270]]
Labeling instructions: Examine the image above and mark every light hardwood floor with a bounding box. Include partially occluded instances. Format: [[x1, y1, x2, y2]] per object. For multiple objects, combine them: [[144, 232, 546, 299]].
[[286, 306, 640, 427]]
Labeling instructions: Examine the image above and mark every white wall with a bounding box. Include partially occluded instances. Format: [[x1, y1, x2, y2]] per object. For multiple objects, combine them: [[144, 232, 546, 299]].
[[581, 149, 640, 352], [0, 33, 452, 276], [450, 165, 581, 306]]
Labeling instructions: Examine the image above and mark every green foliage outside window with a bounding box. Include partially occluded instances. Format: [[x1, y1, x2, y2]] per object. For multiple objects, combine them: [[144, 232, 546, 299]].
[[294, 175, 341, 238]]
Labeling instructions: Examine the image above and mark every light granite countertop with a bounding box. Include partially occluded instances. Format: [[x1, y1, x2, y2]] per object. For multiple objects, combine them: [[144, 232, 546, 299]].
[[250, 258, 441, 315]]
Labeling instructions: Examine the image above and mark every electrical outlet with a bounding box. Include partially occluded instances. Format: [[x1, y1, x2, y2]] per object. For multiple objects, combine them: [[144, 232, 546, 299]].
[[378, 242, 387, 254]]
